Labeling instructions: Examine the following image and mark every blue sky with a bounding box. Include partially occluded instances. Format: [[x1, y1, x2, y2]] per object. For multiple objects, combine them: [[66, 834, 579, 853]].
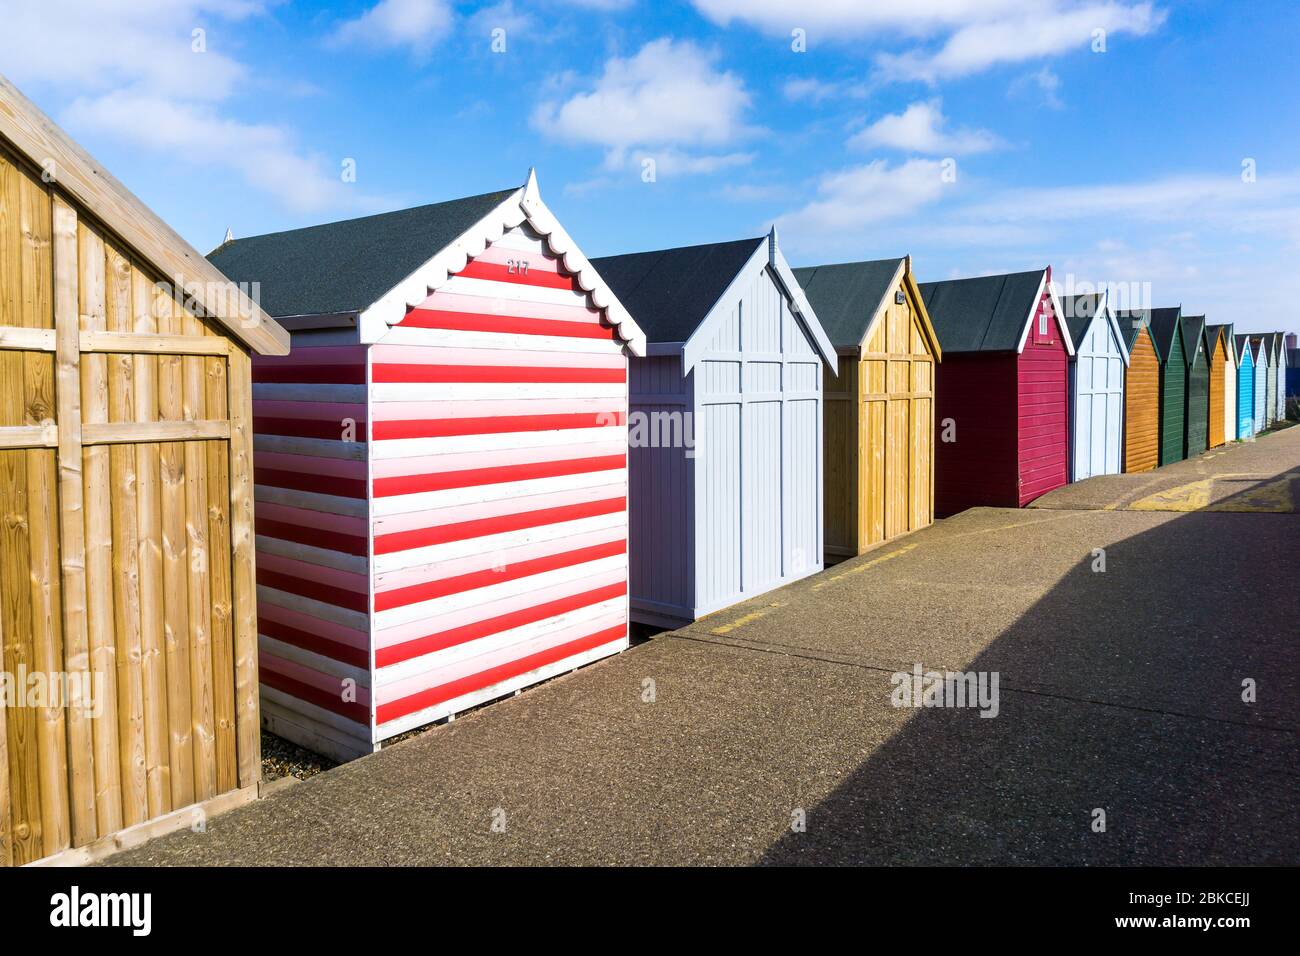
[[5, 0, 1299, 335]]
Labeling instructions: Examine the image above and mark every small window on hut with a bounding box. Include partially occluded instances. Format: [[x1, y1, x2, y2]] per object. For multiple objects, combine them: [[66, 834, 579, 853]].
[[1038, 310, 1048, 337]]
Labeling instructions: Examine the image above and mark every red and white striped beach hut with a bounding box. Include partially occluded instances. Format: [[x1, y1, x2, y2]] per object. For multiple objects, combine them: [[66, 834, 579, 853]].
[[209, 172, 645, 760]]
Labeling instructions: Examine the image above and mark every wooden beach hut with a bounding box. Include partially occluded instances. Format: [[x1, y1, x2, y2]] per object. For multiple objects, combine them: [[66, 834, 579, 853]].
[[1181, 315, 1210, 458], [1286, 347, 1299, 403], [791, 257, 942, 559], [1147, 307, 1188, 465], [919, 268, 1074, 515], [209, 172, 646, 759], [1205, 323, 1235, 448], [1114, 310, 1160, 473], [1251, 336, 1270, 431], [1061, 292, 1128, 481], [1272, 333, 1287, 420], [1235, 333, 1256, 439], [0, 75, 289, 865], [591, 231, 836, 627]]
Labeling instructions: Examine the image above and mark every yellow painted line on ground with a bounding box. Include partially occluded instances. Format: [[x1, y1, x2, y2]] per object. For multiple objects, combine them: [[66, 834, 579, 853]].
[[812, 542, 919, 590], [1206, 476, 1296, 513], [710, 602, 788, 635], [1129, 477, 1217, 512], [1128, 472, 1295, 513]]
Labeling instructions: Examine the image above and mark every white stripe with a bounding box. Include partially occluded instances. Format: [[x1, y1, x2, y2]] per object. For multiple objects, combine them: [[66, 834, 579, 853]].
[[371, 382, 626, 402], [374, 598, 624, 686], [254, 434, 368, 460], [257, 584, 369, 631], [255, 535, 369, 575], [372, 554, 627, 630], [379, 324, 622, 353], [255, 484, 367, 518], [440, 274, 592, 308], [253, 383, 367, 402], [371, 511, 627, 574], [371, 425, 626, 458], [373, 467, 627, 516]]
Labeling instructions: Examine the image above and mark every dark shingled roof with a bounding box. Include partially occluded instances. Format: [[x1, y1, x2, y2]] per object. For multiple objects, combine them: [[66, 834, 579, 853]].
[[917, 269, 1045, 353], [207, 188, 518, 317], [590, 238, 765, 344], [1205, 322, 1232, 357], [1181, 314, 1207, 366], [1114, 309, 1151, 353], [791, 258, 904, 348], [1147, 307, 1183, 363], [1236, 333, 1254, 363], [1060, 293, 1105, 347]]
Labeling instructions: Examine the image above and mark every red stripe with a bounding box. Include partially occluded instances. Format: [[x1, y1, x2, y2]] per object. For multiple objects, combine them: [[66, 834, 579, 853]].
[[372, 364, 625, 384], [261, 667, 369, 723], [259, 615, 369, 669], [400, 307, 617, 341], [257, 568, 368, 613], [373, 410, 622, 441], [378, 624, 626, 723], [377, 582, 626, 667], [456, 259, 579, 291], [255, 517, 368, 556], [374, 496, 625, 555], [253, 364, 366, 384], [255, 467, 367, 498], [375, 539, 626, 612], [374, 454, 624, 497], [254, 417, 368, 441]]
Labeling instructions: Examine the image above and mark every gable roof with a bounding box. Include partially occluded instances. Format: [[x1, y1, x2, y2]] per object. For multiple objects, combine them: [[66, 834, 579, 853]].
[[1236, 333, 1255, 366], [790, 257, 903, 347], [591, 238, 764, 344], [0, 72, 287, 354], [1147, 307, 1184, 363], [1272, 331, 1285, 361], [210, 190, 515, 318], [1250, 334, 1271, 365], [1059, 293, 1106, 347], [919, 268, 1069, 354], [1114, 309, 1152, 353], [1205, 322, 1234, 362], [1180, 314, 1208, 368], [208, 171, 644, 353]]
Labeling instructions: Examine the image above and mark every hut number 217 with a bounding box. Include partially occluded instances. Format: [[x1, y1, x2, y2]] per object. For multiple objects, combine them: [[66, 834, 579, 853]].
[[506, 258, 530, 275]]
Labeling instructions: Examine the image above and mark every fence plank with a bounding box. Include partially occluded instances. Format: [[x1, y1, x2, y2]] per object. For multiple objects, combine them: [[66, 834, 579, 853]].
[[227, 344, 260, 788], [206, 355, 237, 793], [52, 194, 97, 847]]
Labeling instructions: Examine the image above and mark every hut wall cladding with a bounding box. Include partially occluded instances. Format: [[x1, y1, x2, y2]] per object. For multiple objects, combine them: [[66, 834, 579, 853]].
[[1253, 344, 1267, 433], [1221, 337, 1236, 445], [1263, 342, 1277, 426], [1159, 329, 1187, 465], [1237, 348, 1255, 439], [253, 224, 632, 753], [1124, 326, 1160, 473], [0, 144, 259, 866], [1185, 333, 1209, 458], [862, 292, 934, 548], [1069, 314, 1124, 481], [933, 353, 1019, 516], [1016, 292, 1069, 506], [1208, 334, 1227, 448]]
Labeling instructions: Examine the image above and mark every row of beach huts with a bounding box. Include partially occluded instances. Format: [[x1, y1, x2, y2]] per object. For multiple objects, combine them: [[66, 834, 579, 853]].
[[0, 76, 1294, 864]]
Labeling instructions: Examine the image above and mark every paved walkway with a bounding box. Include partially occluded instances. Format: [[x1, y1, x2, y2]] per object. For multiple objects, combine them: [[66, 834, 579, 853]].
[[107, 428, 1300, 865]]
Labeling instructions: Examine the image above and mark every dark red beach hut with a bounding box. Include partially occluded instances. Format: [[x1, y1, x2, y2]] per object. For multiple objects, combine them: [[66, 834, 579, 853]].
[[919, 268, 1074, 516]]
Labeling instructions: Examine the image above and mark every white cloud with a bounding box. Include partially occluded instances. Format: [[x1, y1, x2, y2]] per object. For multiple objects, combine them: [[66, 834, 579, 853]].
[[878, 3, 1167, 82], [849, 100, 1003, 155], [330, 0, 453, 55], [0, 0, 375, 217], [692, 0, 1166, 82], [782, 77, 867, 104], [1009, 67, 1065, 108], [533, 38, 755, 175], [65, 92, 355, 215], [777, 159, 951, 242]]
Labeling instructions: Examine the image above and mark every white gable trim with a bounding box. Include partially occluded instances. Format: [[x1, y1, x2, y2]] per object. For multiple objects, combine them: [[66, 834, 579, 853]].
[[1016, 271, 1076, 356], [1098, 291, 1131, 367], [854, 259, 907, 356], [680, 231, 838, 374], [357, 170, 646, 355]]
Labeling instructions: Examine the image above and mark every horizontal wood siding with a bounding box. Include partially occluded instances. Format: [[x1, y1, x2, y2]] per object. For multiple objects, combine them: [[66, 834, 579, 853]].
[[1208, 335, 1226, 448], [933, 353, 1018, 515], [1124, 327, 1160, 472], [1016, 293, 1069, 506], [252, 344, 372, 757], [1186, 334, 1209, 457], [1237, 355, 1255, 439], [371, 224, 629, 739], [1253, 349, 1267, 433]]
